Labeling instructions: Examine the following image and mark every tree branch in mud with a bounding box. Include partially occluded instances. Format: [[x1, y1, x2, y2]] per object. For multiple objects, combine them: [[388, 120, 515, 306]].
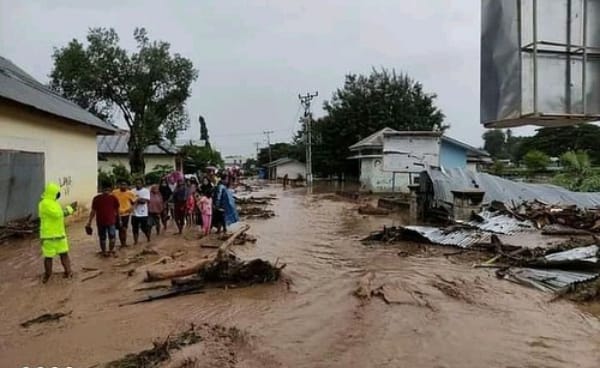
[[145, 225, 251, 282], [21, 311, 72, 328]]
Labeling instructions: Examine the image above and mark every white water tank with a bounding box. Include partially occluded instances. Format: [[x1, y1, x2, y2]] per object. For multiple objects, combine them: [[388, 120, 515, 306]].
[[481, 0, 600, 127]]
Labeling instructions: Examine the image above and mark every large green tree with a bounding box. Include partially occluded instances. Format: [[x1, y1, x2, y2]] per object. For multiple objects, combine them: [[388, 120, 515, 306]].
[[50, 27, 198, 175], [179, 144, 224, 174], [482, 129, 506, 158], [313, 68, 446, 176]]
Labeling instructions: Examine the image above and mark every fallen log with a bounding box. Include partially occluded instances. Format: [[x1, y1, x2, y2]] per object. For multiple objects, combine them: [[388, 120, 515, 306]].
[[145, 258, 213, 282], [120, 285, 205, 306], [21, 311, 72, 328], [217, 224, 251, 260]]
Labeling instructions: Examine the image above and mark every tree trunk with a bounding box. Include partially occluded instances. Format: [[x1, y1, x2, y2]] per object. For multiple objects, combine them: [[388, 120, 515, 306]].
[[128, 134, 145, 177]]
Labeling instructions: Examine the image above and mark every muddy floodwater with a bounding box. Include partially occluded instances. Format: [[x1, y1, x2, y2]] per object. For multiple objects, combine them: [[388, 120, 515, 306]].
[[1, 188, 600, 367]]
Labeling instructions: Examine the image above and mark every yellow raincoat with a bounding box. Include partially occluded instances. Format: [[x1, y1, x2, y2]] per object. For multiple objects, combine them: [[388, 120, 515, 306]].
[[38, 183, 74, 258]]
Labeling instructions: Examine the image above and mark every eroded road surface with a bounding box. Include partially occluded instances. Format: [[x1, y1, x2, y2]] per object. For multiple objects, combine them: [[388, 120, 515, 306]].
[[1, 188, 600, 367]]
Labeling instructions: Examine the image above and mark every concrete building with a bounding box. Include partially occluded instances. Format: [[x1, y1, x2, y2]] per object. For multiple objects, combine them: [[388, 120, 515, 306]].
[[267, 158, 305, 180], [224, 155, 245, 168], [348, 128, 489, 193], [0, 56, 116, 223], [97, 130, 179, 174]]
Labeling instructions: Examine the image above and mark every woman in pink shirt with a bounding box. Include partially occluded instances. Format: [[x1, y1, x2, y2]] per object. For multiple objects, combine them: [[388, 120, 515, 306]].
[[198, 191, 213, 236]]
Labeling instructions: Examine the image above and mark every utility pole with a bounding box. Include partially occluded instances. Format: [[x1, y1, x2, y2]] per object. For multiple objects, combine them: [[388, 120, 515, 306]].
[[298, 91, 318, 186], [263, 130, 274, 180], [254, 142, 261, 159]]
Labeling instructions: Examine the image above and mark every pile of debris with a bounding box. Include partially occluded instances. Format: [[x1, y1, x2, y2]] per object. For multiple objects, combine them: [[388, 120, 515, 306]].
[[363, 203, 600, 301], [0, 215, 38, 242], [104, 325, 203, 367], [124, 225, 285, 305], [490, 200, 600, 234], [238, 206, 275, 219], [236, 195, 276, 220]]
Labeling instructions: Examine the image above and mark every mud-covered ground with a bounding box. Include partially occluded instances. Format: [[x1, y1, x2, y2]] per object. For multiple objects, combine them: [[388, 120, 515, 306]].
[[1, 187, 600, 367]]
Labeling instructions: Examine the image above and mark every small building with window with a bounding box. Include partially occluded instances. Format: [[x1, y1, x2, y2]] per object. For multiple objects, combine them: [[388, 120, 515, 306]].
[[348, 128, 489, 193]]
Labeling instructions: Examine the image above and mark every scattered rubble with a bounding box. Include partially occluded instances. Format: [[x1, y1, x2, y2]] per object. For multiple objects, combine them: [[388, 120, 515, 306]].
[[0, 215, 38, 243], [124, 225, 285, 305], [238, 206, 275, 219], [104, 325, 203, 368]]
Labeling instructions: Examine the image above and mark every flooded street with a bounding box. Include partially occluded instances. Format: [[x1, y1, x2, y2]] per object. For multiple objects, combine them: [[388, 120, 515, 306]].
[[1, 188, 600, 367]]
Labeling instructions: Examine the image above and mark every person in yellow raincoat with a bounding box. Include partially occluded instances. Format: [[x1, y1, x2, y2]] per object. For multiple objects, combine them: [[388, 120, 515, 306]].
[[39, 182, 77, 283]]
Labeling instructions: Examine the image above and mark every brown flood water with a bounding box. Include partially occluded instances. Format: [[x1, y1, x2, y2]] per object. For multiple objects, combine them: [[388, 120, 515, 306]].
[[1, 187, 600, 367]]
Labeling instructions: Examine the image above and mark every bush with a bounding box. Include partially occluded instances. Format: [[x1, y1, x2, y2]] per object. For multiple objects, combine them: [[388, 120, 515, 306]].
[[112, 163, 133, 184], [523, 150, 550, 173]]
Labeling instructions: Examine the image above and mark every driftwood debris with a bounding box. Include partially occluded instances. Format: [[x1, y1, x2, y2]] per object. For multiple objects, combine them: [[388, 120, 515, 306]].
[[145, 225, 251, 282], [104, 325, 202, 367], [21, 311, 72, 328], [238, 206, 275, 219], [120, 285, 205, 306], [81, 270, 103, 282]]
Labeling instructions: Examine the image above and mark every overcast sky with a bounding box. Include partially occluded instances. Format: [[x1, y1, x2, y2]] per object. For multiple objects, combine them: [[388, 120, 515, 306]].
[[0, 0, 535, 157]]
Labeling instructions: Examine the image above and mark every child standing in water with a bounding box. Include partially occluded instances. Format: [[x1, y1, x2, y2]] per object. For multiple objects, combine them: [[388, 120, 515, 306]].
[[199, 191, 213, 236]]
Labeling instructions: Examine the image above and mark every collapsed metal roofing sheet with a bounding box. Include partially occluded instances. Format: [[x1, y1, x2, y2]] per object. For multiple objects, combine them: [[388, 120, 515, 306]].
[[0, 56, 115, 133], [543, 245, 599, 264], [402, 225, 490, 248], [427, 167, 600, 209], [466, 210, 534, 234], [502, 268, 598, 293]]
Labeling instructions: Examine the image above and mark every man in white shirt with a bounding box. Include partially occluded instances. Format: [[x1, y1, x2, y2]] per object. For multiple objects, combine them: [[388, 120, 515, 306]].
[[132, 179, 151, 244]]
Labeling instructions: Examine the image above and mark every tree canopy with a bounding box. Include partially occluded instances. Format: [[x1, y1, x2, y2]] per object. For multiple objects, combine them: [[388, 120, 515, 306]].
[[514, 125, 600, 164], [311, 68, 446, 176], [179, 144, 223, 174], [50, 27, 198, 175]]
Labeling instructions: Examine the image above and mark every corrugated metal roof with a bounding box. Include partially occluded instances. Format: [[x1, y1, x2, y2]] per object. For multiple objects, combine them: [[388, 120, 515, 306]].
[[402, 225, 491, 248], [97, 131, 177, 155], [466, 210, 534, 234], [543, 245, 599, 264], [427, 167, 600, 209], [0, 56, 115, 133], [349, 127, 398, 151], [502, 268, 598, 292]]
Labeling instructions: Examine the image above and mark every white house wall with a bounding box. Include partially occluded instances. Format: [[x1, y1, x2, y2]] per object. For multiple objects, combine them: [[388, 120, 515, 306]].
[[275, 162, 306, 179], [0, 101, 99, 209], [382, 136, 440, 172], [359, 157, 411, 193]]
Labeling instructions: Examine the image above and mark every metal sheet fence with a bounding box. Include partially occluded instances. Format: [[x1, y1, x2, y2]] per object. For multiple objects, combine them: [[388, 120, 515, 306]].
[[0, 150, 44, 225]]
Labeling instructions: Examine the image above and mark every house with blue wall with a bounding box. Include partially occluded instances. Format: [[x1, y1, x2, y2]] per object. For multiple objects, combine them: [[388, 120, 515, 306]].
[[348, 128, 490, 193]]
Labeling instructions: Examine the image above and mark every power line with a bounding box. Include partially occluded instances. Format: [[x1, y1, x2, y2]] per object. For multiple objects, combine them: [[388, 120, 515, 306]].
[[299, 91, 318, 187]]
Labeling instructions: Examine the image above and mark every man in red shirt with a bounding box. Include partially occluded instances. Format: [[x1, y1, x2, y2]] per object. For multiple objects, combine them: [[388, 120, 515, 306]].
[[87, 181, 120, 257]]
